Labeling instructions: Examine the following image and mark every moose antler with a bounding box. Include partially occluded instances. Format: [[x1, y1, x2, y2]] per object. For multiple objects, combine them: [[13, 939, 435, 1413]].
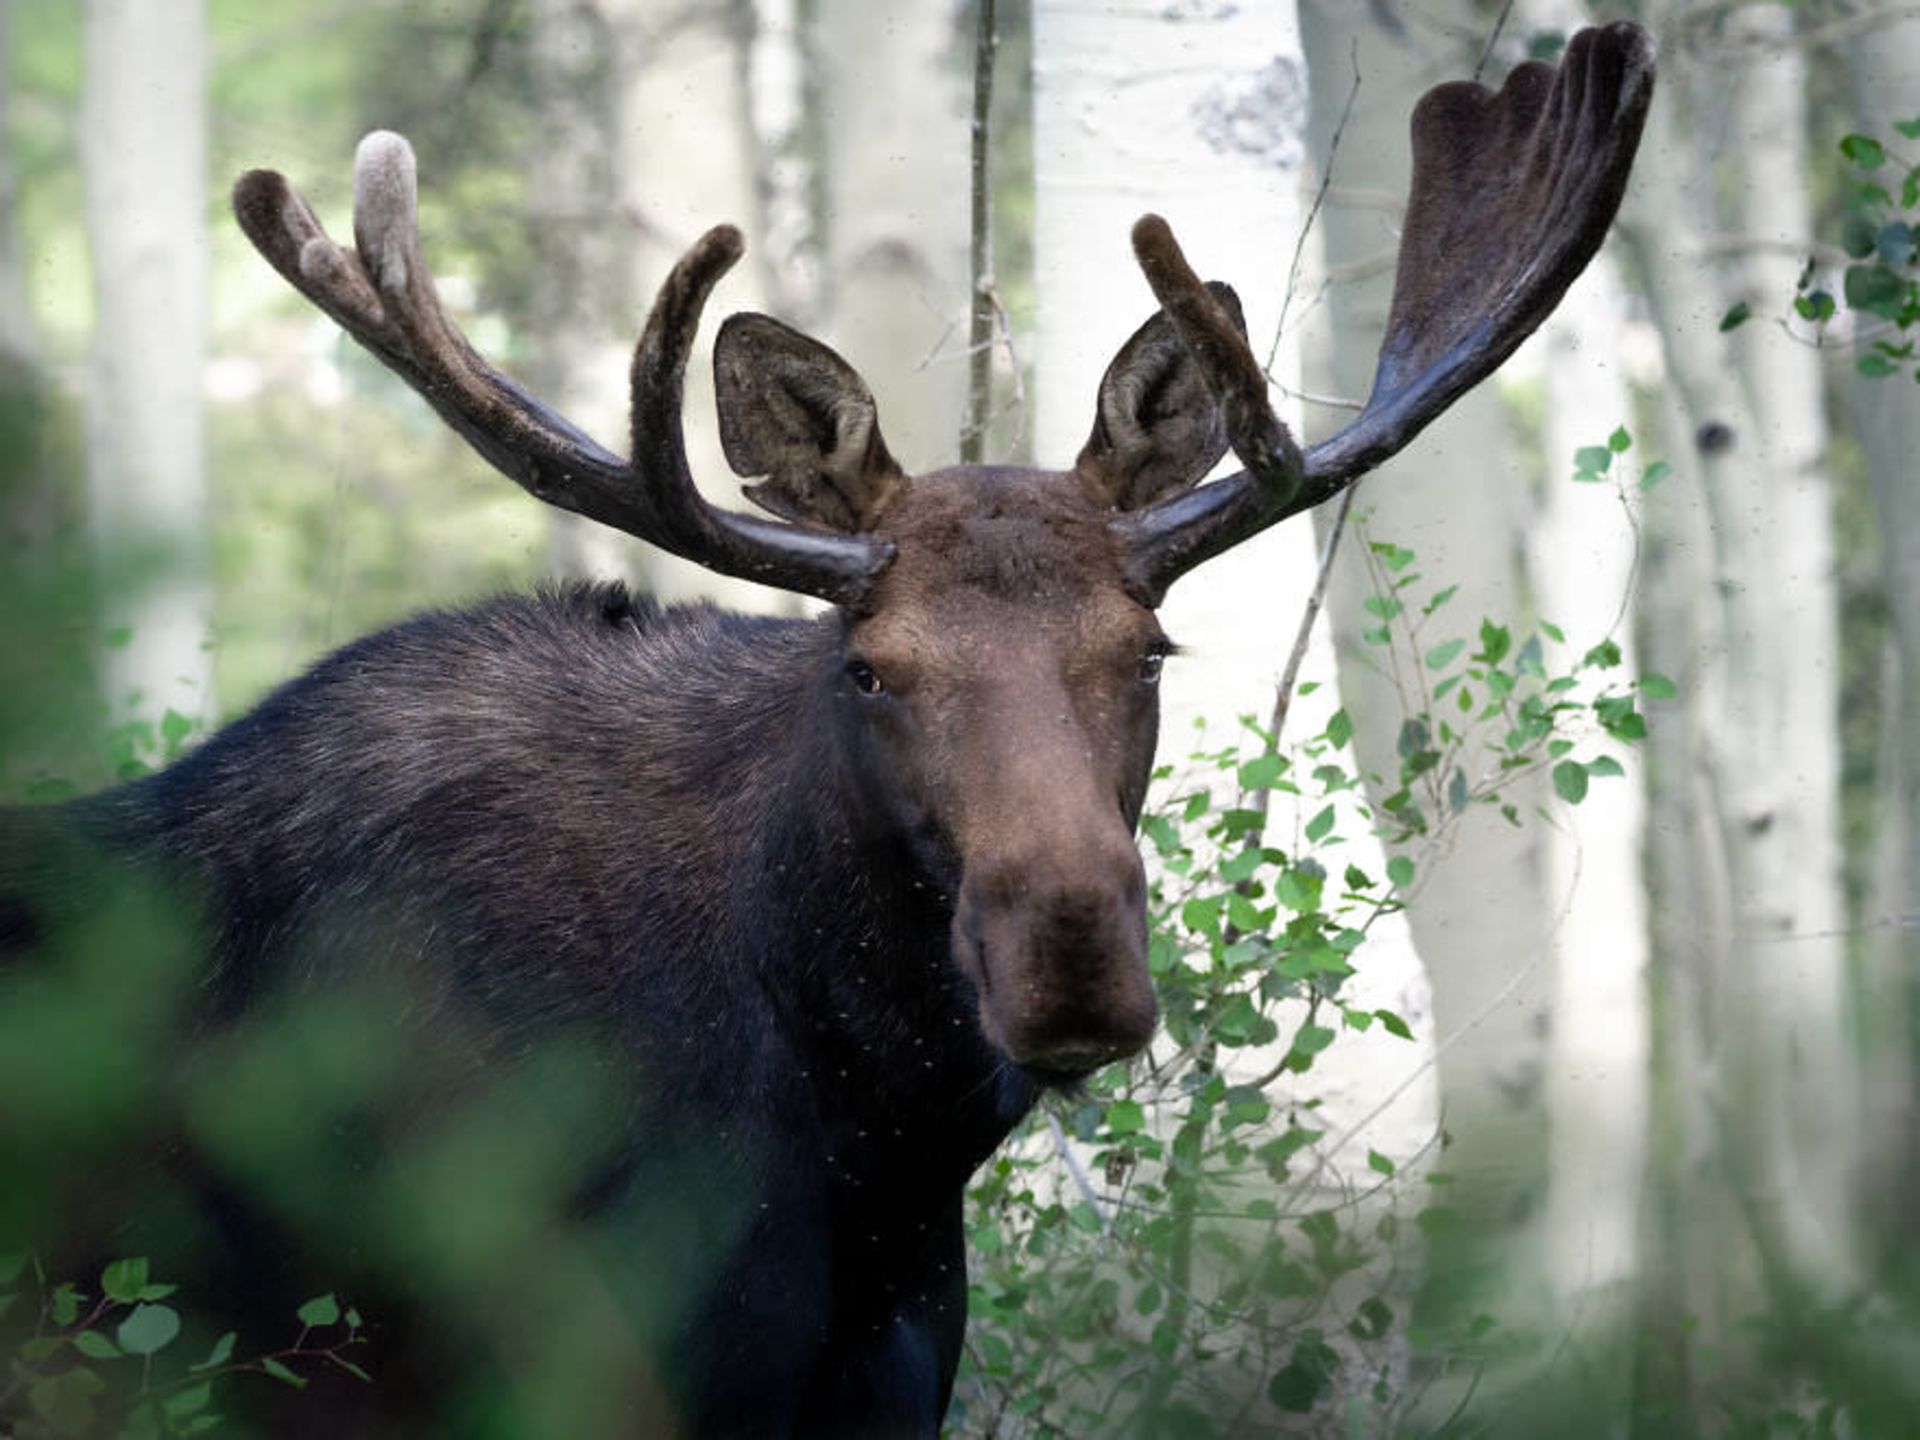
[[1116, 21, 1656, 602], [231, 132, 892, 606]]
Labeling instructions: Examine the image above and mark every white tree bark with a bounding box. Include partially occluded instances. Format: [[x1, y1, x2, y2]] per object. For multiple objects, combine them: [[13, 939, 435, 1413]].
[[601, 0, 786, 612], [82, 0, 213, 734], [1529, 259, 1652, 1312], [1300, 0, 1554, 1316], [1619, 0, 1857, 1368], [1848, 0, 1920, 1255], [1721, 3, 1852, 1278], [530, 0, 636, 584], [813, 0, 969, 472], [1516, 0, 1652, 1325]]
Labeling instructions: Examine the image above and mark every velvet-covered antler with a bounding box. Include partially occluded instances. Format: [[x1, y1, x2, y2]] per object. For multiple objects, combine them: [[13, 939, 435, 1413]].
[[232, 132, 892, 606], [1114, 21, 1656, 602]]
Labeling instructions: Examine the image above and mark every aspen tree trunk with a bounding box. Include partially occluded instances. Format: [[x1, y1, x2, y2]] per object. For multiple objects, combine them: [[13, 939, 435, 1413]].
[[1300, 0, 1555, 1327], [1721, 3, 1852, 1276], [530, 0, 636, 583], [1848, 9, 1920, 1263], [746, 0, 818, 324], [813, 0, 969, 471], [600, 0, 786, 611], [1619, 2, 1856, 1411], [81, 0, 213, 734], [1517, 0, 1652, 1335]]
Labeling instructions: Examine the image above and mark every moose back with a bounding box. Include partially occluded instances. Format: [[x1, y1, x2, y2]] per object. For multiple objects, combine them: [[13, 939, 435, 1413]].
[[0, 25, 1651, 1438]]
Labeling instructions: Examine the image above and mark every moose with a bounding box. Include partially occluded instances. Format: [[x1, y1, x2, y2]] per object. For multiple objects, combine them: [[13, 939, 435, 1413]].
[[0, 24, 1652, 1438]]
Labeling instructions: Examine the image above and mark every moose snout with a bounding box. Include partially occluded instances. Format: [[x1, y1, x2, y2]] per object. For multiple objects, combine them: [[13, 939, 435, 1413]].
[[952, 839, 1157, 1078]]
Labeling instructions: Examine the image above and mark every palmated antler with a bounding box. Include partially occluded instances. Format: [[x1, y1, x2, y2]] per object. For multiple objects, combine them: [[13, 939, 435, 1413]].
[[1115, 21, 1656, 602], [232, 132, 892, 606]]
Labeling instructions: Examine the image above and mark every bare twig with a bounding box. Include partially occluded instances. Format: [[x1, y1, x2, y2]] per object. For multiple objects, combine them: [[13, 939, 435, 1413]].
[[1239, 483, 1360, 825], [1268, 39, 1361, 373], [1044, 1110, 1109, 1232], [1473, 0, 1518, 83]]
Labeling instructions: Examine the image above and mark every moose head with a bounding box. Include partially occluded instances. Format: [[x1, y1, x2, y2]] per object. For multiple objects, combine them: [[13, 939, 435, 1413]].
[[230, 23, 1653, 1080]]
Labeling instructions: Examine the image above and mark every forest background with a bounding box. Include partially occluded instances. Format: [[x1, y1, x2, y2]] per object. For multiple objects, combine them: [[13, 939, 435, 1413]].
[[3, 0, 1919, 1436]]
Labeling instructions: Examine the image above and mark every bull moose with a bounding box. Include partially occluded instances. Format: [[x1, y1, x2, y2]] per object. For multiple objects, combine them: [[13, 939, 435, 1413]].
[[0, 24, 1652, 1438]]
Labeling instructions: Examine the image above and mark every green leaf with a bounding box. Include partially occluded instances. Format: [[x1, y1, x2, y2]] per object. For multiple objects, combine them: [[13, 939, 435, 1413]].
[[1351, 1295, 1396, 1342], [192, 1332, 237, 1372], [1842, 133, 1887, 169], [1269, 1333, 1341, 1413], [1553, 760, 1590, 805], [1477, 619, 1511, 666], [1586, 755, 1626, 779], [102, 1258, 149, 1303], [1367, 1149, 1396, 1176], [1304, 805, 1335, 844], [1362, 593, 1402, 620], [1843, 211, 1882, 259], [1181, 894, 1224, 936], [1583, 638, 1622, 669], [1641, 459, 1671, 491], [297, 1293, 341, 1328], [1573, 443, 1614, 476], [1845, 262, 1906, 317], [260, 1357, 308, 1389], [73, 1330, 121, 1360], [1896, 117, 1920, 140], [116, 1303, 180, 1357], [1880, 220, 1917, 267], [332, 1356, 374, 1383], [1794, 290, 1837, 323], [1106, 1100, 1146, 1135], [0, 1250, 25, 1285], [160, 708, 196, 754], [1386, 855, 1415, 889], [1326, 708, 1353, 749], [1607, 425, 1632, 452], [1425, 638, 1465, 670], [1238, 753, 1286, 791], [162, 1384, 212, 1420], [50, 1283, 82, 1326], [1639, 671, 1678, 700], [1292, 1024, 1337, 1056], [1595, 694, 1648, 741], [1859, 353, 1899, 378], [1375, 1009, 1414, 1041], [1718, 300, 1752, 332]]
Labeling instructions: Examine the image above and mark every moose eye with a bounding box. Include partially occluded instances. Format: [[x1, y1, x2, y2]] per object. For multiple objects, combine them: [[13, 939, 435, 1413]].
[[1139, 644, 1171, 685], [846, 658, 885, 696]]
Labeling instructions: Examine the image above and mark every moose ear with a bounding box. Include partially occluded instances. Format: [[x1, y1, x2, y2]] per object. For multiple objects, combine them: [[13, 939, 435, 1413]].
[[1078, 281, 1244, 512], [713, 313, 907, 533]]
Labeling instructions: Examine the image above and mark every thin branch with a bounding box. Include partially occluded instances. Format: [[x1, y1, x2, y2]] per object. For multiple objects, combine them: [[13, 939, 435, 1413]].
[[1044, 1110, 1109, 1231], [961, 0, 998, 465], [1473, 0, 1517, 83], [1268, 39, 1361, 374]]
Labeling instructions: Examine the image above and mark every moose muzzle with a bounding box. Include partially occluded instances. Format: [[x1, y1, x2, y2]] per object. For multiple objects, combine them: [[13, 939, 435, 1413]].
[[952, 833, 1156, 1078]]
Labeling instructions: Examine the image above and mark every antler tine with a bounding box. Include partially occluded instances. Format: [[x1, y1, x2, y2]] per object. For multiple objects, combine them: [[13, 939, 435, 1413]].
[[1117, 22, 1655, 602], [1115, 217, 1305, 600], [233, 132, 892, 607]]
